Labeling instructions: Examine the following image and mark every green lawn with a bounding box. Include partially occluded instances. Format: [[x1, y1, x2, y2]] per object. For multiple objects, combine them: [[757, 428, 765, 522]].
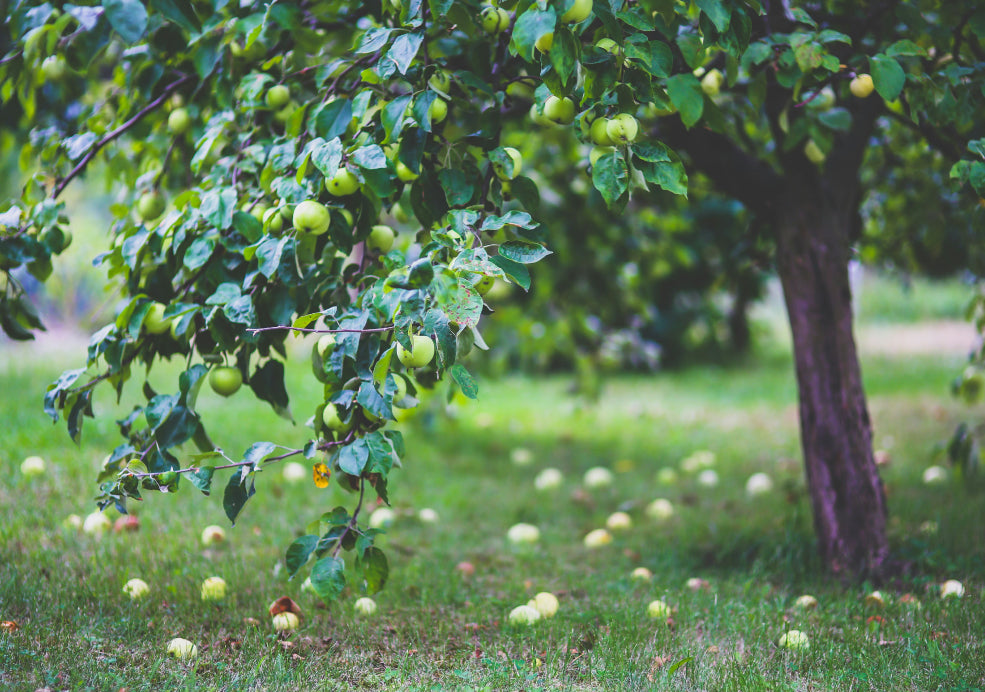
[[1, 340, 983, 691]]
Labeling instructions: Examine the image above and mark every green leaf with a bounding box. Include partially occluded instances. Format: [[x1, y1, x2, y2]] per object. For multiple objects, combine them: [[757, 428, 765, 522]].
[[438, 169, 475, 207], [244, 441, 277, 465], [148, 0, 201, 33], [103, 0, 148, 43], [870, 54, 905, 101], [441, 285, 483, 329], [337, 439, 370, 477], [489, 254, 531, 291], [286, 535, 319, 577], [251, 360, 292, 420], [223, 471, 255, 525], [313, 101, 352, 141], [382, 32, 422, 75], [310, 555, 346, 602], [666, 74, 704, 128], [354, 27, 394, 54], [592, 152, 628, 206], [885, 39, 926, 57], [817, 108, 852, 132], [187, 466, 214, 495], [510, 9, 555, 62], [359, 546, 389, 595], [449, 363, 478, 399], [695, 0, 730, 33], [624, 38, 673, 78], [498, 240, 552, 264]]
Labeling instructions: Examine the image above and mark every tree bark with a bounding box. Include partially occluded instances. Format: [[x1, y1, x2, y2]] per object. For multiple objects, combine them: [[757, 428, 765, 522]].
[[774, 184, 889, 578]]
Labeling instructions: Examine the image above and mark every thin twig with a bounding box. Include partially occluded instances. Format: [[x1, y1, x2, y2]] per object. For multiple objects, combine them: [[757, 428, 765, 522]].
[[247, 324, 395, 335], [53, 74, 192, 199], [332, 477, 366, 558]]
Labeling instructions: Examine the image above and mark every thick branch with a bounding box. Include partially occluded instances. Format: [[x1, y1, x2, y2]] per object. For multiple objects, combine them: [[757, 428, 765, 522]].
[[656, 118, 783, 216]]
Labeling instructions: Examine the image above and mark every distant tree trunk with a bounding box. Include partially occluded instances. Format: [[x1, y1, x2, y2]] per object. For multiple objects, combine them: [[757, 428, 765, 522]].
[[774, 185, 889, 577]]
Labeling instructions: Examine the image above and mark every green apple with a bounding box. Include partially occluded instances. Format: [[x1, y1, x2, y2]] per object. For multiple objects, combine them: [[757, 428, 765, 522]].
[[543, 95, 575, 125], [850, 73, 874, 98], [20, 455, 46, 477], [808, 86, 836, 111], [265, 84, 290, 109], [367, 224, 397, 253], [700, 68, 724, 96], [596, 37, 619, 54], [168, 108, 191, 135], [429, 70, 451, 94], [803, 139, 826, 164], [778, 630, 810, 651], [589, 145, 614, 166], [493, 147, 522, 180], [201, 576, 227, 601], [263, 207, 284, 234], [395, 160, 419, 182], [137, 191, 165, 222], [317, 333, 336, 358], [201, 524, 226, 546], [396, 335, 435, 368], [508, 604, 541, 625], [123, 578, 150, 599], [429, 97, 448, 124], [480, 5, 510, 34], [354, 596, 378, 616], [167, 637, 198, 660], [144, 302, 171, 335], [293, 200, 331, 235], [561, 0, 593, 23], [209, 366, 243, 397], [475, 275, 495, 295], [605, 113, 639, 144], [41, 55, 68, 82], [272, 612, 299, 632], [529, 103, 554, 127], [325, 168, 360, 196], [273, 101, 295, 124], [391, 373, 408, 402], [647, 599, 671, 619], [393, 202, 410, 223], [535, 31, 554, 53], [321, 403, 349, 432], [590, 117, 614, 145]]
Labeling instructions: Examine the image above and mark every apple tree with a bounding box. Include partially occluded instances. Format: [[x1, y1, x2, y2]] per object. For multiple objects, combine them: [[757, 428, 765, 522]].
[[2, 0, 984, 589]]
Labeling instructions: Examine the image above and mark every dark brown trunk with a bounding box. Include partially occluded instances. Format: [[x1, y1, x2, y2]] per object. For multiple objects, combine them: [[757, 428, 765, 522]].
[[775, 187, 889, 578]]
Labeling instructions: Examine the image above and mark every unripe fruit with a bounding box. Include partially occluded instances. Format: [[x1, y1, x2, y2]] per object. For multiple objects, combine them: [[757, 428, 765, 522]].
[[701, 68, 724, 97], [317, 334, 336, 358], [293, 200, 331, 235], [535, 32, 554, 53], [123, 578, 150, 600], [209, 366, 243, 397], [395, 160, 419, 181], [506, 522, 540, 544], [201, 525, 226, 546], [589, 146, 614, 167], [428, 70, 451, 93], [354, 597, 378, 616], [21, 456, 46, 477], [429, 97, 448, 124], [265, 84, 290, 109], [803, 139, 826, 164], [263, 207, 284, 234], [321, 403, 348, 431], [144, 302, 171, 335], [137, 191, 165, 222], [543, 95, 575, 124], [509, 604, 541, 625], [590, 117, 614, 145], [41, 55, 68, 82], [647, 599, 671, 618], [168, 108, 191, 135], [367, 225, 397, 253], [493, 147, 522, 180], [606, 113, 639, 144], [778, 630, 810, 650], [480, 5, 510, 34], [561, 0, 593, 23], [396, 335, 435, 368], [850, 73, 875, 98], [325, 168, 360, 196]]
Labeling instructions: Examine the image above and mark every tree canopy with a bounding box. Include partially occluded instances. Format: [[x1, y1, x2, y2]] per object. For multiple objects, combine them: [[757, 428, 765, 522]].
[[2, 0, 984, 593]]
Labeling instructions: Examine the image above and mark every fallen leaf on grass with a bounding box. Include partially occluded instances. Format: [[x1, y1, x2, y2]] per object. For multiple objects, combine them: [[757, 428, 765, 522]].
[[1, 620, 20, 632]]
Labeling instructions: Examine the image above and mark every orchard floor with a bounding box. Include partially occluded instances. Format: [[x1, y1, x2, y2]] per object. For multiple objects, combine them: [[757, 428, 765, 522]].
[[1, 329, 984, 691]]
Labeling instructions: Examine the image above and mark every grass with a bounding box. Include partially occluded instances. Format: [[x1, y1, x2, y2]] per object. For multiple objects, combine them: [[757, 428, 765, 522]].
[[1, 332, 984, 691]]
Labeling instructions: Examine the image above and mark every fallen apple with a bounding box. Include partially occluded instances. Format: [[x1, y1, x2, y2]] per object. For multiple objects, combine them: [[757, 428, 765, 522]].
[[583, 528, 612, 548], [583, 466, 613, 488], [778, 630, 810, 651], [605, 511, 632, 531], [123, 578, 150, 600], [82, 511, 111, 536], [167, 637, 198, 660], [20, 455, 46, 477], [645, 498, 674, 520], [745, 472, 774, 496], [697, 469, 719, 487], [369, 507, 395, 529], [647, 599, 671, 619], [631, 567, 653, 582], [534, 467, 563, 491], [201, 576, 228, 602], [507, 522, 540, 544], [508, 604, 541, 626], [354, 597, 378, 616], [528, 591, 559, 618], [510, 447, 534, 466], [201, 524, 227, 546], [795, 594, 819, 610], [272, 611, 300, 632], [940, 579, 964, 599], [282, 461, 307, 483], [418, 508, 439, 523]]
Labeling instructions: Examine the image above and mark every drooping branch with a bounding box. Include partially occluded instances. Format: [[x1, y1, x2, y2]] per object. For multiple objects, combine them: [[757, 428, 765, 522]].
[[52, 74, 193, 199]]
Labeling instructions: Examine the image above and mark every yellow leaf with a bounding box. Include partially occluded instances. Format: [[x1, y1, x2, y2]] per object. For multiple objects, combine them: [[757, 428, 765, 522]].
[[313, 462, 331, 488]]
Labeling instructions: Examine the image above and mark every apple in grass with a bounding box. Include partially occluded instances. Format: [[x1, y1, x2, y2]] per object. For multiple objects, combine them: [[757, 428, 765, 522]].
[[83, 511, 111, 535], [167, 637, 198, 660], [123, 578, 150, 600], [354, 597, 378, 616], [272, 611, 300, 632], [201, 576, 227, 602], [508, 604, 541, 626], [201, 524, 226, 546], [778, 630, 810, 651], [528, 591, 559, 618], [20, 455, 46, 477], [209, 366, 242, 397], [396, 335, 435, 368], [647, 599, 671, 618]]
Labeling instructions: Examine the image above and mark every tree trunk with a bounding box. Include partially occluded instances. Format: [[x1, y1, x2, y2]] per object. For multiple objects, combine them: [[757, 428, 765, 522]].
[[775, 187, 889, 578]]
